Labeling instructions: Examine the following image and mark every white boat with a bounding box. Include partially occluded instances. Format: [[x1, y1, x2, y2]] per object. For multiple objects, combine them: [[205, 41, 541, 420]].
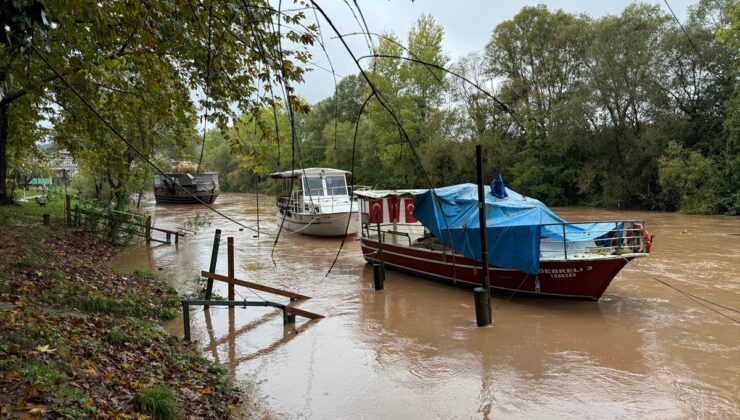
[[269, 168, 359, 237]]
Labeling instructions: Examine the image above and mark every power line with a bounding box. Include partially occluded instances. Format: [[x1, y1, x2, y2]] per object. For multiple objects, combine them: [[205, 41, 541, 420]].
[[663, 0, 712, 70]]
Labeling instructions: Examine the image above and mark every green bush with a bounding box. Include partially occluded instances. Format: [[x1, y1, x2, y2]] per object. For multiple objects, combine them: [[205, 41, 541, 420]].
[[134, 385, 180, 419], [658, 142, 720, 214]]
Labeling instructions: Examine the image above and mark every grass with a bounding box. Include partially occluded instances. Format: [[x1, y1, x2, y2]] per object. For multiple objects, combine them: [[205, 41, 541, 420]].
[[134, 268, 156, 279], [0, 196, 240, 417], [107, 328, 126, 345], [20, 360, 69, 388], [134, 385, 180, 419], [0, 188, 70, 224], [14, 254, 47, 270], [80, 296, 140, 317]]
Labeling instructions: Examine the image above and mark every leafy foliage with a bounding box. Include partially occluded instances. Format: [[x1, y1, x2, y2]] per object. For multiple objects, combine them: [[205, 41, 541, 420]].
[[210, 2, 737, 215], [1, 0, 316, 204]]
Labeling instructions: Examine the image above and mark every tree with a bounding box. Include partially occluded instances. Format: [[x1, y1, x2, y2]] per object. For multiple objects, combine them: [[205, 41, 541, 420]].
[[400, 14, 449, 141], [0, 0, 315, 204], [583, 4, 671, 207], [658, 141, 720, 213], [485, 5, 591, 138]]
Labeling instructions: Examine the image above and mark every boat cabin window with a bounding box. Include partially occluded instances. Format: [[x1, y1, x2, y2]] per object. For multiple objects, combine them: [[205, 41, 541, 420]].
[[325, 176, 348, 196], [303, 176, 325, 196]]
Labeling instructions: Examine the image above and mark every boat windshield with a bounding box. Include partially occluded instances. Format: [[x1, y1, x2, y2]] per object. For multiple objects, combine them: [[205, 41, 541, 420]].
[[303, 176, 325, 196], [326, 176, 348, 196]]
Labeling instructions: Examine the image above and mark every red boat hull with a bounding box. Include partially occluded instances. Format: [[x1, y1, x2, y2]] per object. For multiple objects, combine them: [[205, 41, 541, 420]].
[[360, 239, 632, 301]]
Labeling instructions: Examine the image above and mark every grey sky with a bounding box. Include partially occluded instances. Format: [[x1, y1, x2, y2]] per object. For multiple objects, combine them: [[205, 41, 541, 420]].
[[295, 0, 698, 104]]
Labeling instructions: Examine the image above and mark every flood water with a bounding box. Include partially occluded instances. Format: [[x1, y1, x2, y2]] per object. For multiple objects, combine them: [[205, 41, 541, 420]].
[[113, 193, 740, 418]]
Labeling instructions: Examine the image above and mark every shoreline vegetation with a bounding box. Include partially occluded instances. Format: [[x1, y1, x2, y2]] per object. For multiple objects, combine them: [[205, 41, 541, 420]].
[[0, 196, 241, 418]]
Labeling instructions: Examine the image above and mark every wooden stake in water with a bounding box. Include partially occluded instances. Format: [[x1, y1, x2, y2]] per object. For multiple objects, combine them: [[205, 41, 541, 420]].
[[204, 229, 221, 309], [227, 236, 235, 301]]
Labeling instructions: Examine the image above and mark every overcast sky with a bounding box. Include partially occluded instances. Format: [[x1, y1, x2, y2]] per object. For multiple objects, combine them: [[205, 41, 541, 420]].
[[295, 0, 698, 104]]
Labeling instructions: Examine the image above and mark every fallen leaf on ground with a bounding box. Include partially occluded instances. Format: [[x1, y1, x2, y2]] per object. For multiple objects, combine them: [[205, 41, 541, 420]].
[[35, 344, 56, 354]]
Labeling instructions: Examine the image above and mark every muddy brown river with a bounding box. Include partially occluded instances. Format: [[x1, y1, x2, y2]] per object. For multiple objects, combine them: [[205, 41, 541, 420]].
[[113, 193, 740, 418]]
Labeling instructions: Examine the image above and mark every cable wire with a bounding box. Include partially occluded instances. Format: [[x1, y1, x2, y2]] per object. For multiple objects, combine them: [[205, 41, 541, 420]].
[[622, 256, 739, 324]]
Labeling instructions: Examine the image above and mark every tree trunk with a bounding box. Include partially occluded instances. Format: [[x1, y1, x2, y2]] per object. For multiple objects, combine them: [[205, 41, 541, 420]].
[[0, 102, 10, 204]]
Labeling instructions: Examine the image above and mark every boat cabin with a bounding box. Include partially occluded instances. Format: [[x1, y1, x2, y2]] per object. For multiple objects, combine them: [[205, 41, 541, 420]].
[[153, 172, 220, 204], [270, 168, 354, 215]]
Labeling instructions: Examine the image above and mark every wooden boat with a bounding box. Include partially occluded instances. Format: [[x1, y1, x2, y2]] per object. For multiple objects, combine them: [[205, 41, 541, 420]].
[[269, 168, 359, 237], [154, 172, 219, 204], [354, 185, 652, 300]]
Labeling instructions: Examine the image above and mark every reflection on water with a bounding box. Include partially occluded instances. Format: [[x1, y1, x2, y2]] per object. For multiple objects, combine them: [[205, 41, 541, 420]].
[[113, 193, 740, 418]]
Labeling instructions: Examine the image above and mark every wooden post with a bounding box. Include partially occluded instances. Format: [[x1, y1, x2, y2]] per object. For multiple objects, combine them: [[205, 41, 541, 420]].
[[65, 195, 71, 227], [373, 263, 384, 290], [42, 214, 50, 225], [204, 229, 221, 308], [474, 144, 492, 326], [227, 236, 235, 301], [145, 215, 152, 244], [166, 232, 171, 243]]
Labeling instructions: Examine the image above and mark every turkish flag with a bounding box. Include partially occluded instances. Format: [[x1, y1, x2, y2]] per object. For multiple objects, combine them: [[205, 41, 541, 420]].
[[369, 199, 384, 223], [404, 198, 417, 223]]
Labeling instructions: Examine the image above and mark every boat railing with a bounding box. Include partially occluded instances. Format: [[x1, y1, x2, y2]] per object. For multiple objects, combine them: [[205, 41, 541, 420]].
[[278, 188, 352, 215], [363, 221, 425, 246], [539, 219, 650, 259], [382, 230, 412, 246]]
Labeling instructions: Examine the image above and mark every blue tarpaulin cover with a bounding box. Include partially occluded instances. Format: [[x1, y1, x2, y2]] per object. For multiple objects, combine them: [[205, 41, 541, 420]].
[[412, 183, 616, 274]]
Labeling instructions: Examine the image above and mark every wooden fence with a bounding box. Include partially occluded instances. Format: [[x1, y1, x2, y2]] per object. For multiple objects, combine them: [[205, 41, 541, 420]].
[[64, 195, 184, 244]]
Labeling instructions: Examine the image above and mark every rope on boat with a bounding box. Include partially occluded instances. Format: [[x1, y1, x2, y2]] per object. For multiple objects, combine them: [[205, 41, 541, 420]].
[[621, 257, 739, 324], [493, 274, 530, 309]]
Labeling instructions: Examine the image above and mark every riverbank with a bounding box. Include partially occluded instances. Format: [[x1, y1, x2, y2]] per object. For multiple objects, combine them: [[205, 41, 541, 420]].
[[0, 201, 240, 418]]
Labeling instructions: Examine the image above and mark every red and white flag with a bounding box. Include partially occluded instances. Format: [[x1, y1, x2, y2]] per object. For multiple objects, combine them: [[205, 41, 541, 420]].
[[368, 199, 384, 224], [404, 198, 417, 223]]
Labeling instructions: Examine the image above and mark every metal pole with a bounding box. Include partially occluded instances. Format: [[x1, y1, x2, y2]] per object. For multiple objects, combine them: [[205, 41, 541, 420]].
[[374, 207, 386, 285], [204, 229, 221, 308], [227, 236, 235, 301], [182, 301, 191, 341], [375, 207, 384, 267], [475, 144, 492, 326]]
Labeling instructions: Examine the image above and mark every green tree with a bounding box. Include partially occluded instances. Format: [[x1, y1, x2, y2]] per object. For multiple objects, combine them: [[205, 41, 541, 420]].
[[658, 141, 720, 214], [0, 0, 315, 204], [485, 5, 591, 137], [583, 4, 671, 208]]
